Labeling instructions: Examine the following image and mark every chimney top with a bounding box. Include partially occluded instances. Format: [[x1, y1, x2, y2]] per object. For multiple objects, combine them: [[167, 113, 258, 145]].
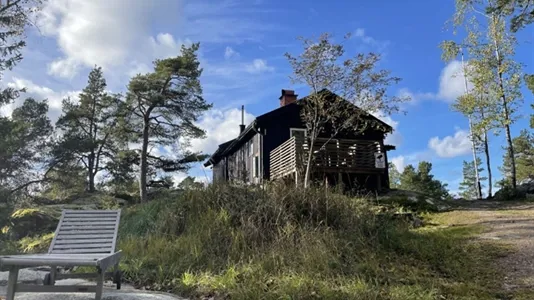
[[279, 89, 297, 107], [239, 105, 245, 134]]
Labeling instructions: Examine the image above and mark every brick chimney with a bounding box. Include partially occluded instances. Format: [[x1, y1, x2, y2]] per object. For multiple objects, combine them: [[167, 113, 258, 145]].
[[279, 89, 297, 107]]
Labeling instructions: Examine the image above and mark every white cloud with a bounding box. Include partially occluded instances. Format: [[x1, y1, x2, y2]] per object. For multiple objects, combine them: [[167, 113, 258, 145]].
[[224, 46, 239, 59], [352, 27, 390, 52], [245, 59, 274, 74], [150, 33, 191, 60], [48, 57, 81, 79], [39, 0, 154, 78], [428, 128, 472, 158], [3, 77, 79, 121], [390, 156, 406, 172], [189, 108, 255, 155], [397, 87, 436, 104], [437, 60, 471, 103], [372, 110, 402, 146]]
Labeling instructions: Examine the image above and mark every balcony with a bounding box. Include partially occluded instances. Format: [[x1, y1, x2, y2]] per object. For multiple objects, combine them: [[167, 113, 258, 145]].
[[270, 136, 386, 180]]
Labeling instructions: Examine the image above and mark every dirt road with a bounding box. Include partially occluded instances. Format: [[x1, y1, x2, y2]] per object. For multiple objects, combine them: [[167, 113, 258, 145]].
[[444, 201, 534, 294]]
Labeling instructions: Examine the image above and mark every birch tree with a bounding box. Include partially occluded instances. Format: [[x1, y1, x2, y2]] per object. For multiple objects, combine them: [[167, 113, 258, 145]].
[[285, 33, 408, 188], [452, 0, 524, 189]]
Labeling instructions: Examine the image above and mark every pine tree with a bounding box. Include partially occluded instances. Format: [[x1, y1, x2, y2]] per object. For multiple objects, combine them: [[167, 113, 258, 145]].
[[123, 43, 212, 202], [398, 162, 450, 199], [0, 0, 41, 106], [53, 67, 122, 192], [459, 158, 487, 199], [498, 130, 534, 187]]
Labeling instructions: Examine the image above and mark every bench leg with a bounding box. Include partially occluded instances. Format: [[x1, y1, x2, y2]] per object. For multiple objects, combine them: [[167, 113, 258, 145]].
[[50, 265, 57, 285], [95, 268, 104, 300], [6, 267, 19, 300]]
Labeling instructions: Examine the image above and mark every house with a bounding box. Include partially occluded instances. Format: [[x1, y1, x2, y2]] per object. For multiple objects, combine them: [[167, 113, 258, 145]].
[[204, 89, 396, 191]]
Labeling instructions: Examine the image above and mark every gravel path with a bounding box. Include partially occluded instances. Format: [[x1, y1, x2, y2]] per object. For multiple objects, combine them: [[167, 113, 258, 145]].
[[450, 201, 534, 293]]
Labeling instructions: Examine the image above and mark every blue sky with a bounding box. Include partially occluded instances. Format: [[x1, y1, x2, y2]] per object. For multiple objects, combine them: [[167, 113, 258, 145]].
[[2, 0, 533, 195]]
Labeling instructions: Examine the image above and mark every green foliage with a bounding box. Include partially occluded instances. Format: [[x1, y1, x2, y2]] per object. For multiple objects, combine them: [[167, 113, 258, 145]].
[[18, 232, 54, 253], [123, 43, 212, 202], [459, 158, 487, 199], [493, 185, 527, 201], [284, 33, 409, 187], [0, 0, 42, 106], [499, 129, 534, 186], [525, 74, 534, 95], [2, 207, 59, 240], [398, 162, 450, 200], [53, 66, 122, 192], [117, 184, 505, 299], [177, 176, 204, 190], [0, 98, 52, 197], [488, 0, 534, 32]]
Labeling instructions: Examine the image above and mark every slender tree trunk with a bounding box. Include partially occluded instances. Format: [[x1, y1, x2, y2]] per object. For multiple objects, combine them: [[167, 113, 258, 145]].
[[491, 27, 517, 189], [461, 51, 482, 198], [468, 117, 483, 199], [304, 136, 315, 188], [139, 120, 150, 203], [483, 129, 492, 198]]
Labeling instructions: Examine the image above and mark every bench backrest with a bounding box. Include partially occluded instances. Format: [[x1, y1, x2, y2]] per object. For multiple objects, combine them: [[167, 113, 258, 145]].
[[48, 209, 121, 255]]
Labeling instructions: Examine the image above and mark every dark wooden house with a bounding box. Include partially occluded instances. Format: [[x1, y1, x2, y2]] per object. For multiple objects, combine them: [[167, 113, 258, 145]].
[[204, 89, 396, 191]]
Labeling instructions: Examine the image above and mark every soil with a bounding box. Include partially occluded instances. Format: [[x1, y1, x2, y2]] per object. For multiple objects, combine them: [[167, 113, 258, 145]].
[[451, 201, 534, 293]]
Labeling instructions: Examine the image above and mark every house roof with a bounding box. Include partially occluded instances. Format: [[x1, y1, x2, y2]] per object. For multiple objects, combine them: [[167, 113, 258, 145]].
[[204, 89, 394, 167]]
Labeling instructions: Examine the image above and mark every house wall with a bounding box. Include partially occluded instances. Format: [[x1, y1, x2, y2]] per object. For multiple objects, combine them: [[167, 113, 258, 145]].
[[260, 104, 389, 189], [224, 133, 262, 184]]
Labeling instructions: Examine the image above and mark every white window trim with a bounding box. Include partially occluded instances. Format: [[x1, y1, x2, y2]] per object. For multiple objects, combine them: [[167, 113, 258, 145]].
[[289, 128, 307, 137]]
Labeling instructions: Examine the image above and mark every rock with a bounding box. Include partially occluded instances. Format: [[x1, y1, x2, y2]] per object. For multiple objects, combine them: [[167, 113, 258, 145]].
[[0, 268, 187, 299]]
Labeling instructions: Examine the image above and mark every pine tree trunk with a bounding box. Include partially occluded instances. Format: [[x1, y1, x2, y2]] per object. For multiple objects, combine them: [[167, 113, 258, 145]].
[[139, 120, 150, 203], [87, 154, 95, 192]]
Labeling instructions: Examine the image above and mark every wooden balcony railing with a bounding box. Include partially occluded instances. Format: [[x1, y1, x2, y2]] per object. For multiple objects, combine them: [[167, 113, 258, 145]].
[[270, 136, 384, 180]]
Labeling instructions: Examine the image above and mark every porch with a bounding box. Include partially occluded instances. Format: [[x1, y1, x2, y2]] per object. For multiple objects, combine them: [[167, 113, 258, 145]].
[[269, 136, 387, 187]]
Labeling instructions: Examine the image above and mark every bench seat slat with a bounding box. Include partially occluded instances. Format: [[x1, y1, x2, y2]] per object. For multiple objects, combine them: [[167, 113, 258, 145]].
[[55, 238, 114, 244], [60, 226, 116, 230], [53, 243, 112, 250], [57, 230, 114, 236], [51, 249, 113, 254], [57, 234, 114, 240], [62, 221, 116, 226]]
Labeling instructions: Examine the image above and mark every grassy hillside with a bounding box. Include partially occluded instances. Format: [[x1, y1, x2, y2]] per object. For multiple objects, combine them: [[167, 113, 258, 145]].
[[118, 184, 507, 300]]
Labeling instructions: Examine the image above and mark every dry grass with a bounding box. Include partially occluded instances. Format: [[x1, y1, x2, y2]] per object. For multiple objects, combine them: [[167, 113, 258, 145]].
[[117, 185, 511, 299]]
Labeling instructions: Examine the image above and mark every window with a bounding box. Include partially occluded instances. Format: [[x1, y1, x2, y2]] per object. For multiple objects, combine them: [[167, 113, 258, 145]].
[[250, 140, 254, 156], [290, 128, 306, 140], [253, 156, 259, 178]]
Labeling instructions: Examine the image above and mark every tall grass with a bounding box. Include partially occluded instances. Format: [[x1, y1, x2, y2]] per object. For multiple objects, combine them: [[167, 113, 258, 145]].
[[119, 183, 506, 299]]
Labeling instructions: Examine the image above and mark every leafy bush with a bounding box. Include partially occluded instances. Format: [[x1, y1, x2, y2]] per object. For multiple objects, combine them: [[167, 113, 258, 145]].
[[117, 183, 505, 299], [494, 186, 527, 201]]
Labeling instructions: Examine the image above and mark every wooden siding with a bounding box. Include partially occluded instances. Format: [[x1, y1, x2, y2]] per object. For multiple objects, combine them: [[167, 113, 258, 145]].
[[270, 137, 386, 181], [219, 133, 262, 184]]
